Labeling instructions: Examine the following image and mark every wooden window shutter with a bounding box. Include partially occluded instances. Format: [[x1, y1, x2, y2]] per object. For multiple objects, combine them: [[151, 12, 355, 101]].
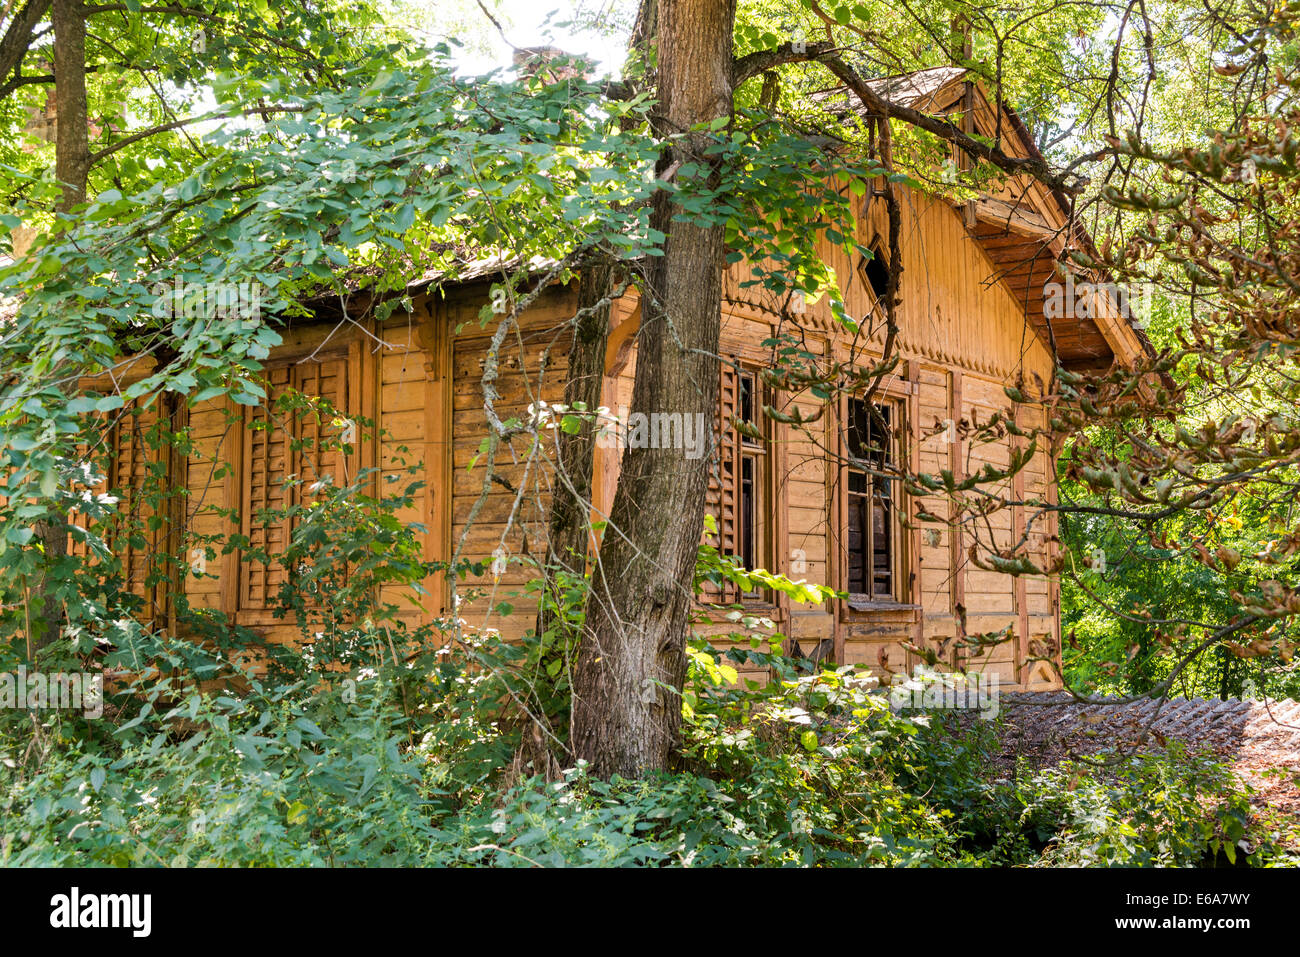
[[67, 405, 163, 605], [240, 358, 349, 612], [66, 428, 105, 564], [703, 362, 742, 601], [112, 402, 162, 603]]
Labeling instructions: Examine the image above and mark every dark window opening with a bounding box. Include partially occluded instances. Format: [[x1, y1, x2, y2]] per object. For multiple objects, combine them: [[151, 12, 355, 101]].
[[846, 398, 895, 600], [739, 373, 753, 431], [737, 372, 762, 447], [860, 243, 890, 302], [740, 454, 756, 571], [735, 371, 765, 597]]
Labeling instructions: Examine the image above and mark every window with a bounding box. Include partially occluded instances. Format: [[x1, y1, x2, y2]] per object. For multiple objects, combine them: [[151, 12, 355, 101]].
[[239, 358, 349, 613], [859, 239, 890, 303], [846, 397, 900, 602], [706, 362, 768, 602], [737, 373, 764, 591]]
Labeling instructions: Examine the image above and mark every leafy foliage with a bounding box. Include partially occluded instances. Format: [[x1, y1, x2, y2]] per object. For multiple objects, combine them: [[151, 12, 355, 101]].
[[3, 0, 1299, 867], [3, 476, 1286, 866]]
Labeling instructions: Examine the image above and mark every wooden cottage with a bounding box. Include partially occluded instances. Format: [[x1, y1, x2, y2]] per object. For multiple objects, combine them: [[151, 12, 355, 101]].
[[83, 69, 1146, 689]]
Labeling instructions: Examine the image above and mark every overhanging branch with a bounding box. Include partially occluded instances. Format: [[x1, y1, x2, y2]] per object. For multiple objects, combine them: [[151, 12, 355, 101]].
[[0, 0, 50, 99], [731, 42, 1103, 196]]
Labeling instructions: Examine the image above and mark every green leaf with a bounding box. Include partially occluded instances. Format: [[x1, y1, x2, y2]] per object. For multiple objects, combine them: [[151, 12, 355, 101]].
[[286, 801, 309, 825]]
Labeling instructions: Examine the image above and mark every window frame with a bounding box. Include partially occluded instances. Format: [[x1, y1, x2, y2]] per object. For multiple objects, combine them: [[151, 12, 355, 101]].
[[708, 361, 776, 607], [836, 388, 912, 612], [856, 240, 895, 359], [735, 369, 770, 601], [858, 239, 891, 306]]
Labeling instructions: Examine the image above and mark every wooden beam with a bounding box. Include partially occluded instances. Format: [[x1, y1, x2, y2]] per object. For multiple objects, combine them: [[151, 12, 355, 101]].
[[969, 195, 1059, 241], [949, 368, 964, 668]]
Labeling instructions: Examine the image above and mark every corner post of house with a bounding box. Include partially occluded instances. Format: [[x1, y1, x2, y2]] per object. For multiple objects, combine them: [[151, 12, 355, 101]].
[[907, 359, 924, 669], [949, 367, 965, 669], [831, 386, 848, 666], [1048, 430, 1064, 683], [161, 391, 189, 635], [1012, 398, 1029, 684], [352, 311, 379, 499], [417, 295, 452, 625], [770, 363, 790, 635], [220, 394, 244, 621]]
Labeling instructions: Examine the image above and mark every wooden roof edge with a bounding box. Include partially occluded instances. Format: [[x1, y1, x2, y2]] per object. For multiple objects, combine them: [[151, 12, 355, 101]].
[[993, 94, 1157, 368], [937, 78, 1157, 370]]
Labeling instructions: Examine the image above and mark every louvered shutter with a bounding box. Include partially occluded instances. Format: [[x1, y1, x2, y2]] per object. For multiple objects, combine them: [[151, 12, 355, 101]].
[[240, 359, 348, 611], [66, 422, 104, 564], [704, 362, 741, 601], [63, 401, 167, 612], [112, 403, 162, 602]]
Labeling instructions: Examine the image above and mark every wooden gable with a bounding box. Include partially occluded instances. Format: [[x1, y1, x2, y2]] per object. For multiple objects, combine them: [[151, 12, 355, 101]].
[[815, 67, 1150, 373]]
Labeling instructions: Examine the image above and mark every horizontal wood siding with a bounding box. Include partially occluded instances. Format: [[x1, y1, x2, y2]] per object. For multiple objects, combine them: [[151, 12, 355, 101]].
[[114, 182, 1065, 688]]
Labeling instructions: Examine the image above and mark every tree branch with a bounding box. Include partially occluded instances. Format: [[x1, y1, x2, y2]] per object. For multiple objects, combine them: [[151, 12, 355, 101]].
[[820, 54, 1093, 193], [0, 0, 49, 97], [86, 104, 310, 165], [733, 40, 838, 87], [731, 42, 1102, 195]]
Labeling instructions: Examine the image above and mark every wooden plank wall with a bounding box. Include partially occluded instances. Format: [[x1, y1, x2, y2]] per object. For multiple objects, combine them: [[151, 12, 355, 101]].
[[446, 285, 576, 638], [152, 183, 1064, 687], [180, 313, 438, 644], [712, 184, 1062, 688]]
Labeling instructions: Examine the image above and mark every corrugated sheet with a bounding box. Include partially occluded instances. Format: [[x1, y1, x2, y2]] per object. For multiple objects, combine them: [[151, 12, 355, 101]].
[[1002, 691, 1300, 752], [990, 691, 1300, 822]]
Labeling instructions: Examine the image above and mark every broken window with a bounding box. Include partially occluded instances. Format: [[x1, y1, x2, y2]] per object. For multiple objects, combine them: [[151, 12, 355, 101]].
[[846, 397, 898, 600]]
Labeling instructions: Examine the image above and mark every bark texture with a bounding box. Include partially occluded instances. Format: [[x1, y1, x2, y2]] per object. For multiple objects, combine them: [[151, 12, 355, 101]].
[[0, 0, 52, 99], [537, 260, 614, 635], [571, 0, 735, 777], [31, 0, 87, 653], [52, 0, 87, 213]]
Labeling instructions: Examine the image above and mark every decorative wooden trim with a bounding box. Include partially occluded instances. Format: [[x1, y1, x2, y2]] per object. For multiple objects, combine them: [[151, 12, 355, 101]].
[[907, 359, 924, 668]]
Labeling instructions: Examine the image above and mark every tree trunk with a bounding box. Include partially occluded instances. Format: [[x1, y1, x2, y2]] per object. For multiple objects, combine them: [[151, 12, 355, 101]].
[[52, 0, 87, 213], [0, 0, 52, 100], [538, 261, 614, 625], [31, 0, 88, 654], [571, 0, 735, 777]]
